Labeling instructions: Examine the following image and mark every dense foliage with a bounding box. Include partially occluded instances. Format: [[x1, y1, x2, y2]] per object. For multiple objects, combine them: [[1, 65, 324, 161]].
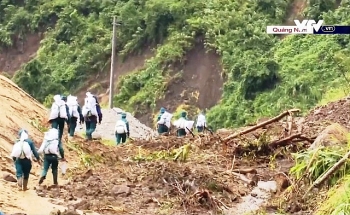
[[0, 0, 349, 128]]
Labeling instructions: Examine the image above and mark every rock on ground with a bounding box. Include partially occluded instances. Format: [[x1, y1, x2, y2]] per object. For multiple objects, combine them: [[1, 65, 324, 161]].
[[309, 123, 348, 150], [88, 108, 157, 140]]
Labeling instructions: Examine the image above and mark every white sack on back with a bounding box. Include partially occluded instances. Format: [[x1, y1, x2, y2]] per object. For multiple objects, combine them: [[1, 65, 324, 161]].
[[49, 95, 67, 120]]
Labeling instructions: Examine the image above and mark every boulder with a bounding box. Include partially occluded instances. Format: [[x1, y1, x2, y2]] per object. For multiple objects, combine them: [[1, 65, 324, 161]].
[[309, 123, 348, 150]]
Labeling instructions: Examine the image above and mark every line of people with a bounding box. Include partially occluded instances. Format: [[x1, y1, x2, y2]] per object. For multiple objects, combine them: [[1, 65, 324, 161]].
[[48, 92, 103, 142], [156, 107, 207, 136], [49, 91, 131, 145], [10, 92, 104, 191]]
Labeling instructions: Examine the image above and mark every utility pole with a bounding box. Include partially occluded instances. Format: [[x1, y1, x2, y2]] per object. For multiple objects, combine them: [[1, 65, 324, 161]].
[[108, 16, 117, 109]]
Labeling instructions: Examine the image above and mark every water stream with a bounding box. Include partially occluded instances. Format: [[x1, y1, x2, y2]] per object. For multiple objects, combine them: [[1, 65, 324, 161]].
[[225, 180, 282, 215]]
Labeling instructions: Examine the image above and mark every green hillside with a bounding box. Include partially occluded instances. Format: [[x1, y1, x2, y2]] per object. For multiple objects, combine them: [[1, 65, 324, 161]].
[[0, 0, 349, 128]]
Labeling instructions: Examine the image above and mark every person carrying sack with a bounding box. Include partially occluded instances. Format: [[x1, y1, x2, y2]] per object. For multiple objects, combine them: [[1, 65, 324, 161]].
[[156, 107, 167, 134], [174, 111, 188, 137], [49, 95, 68, 142], [196, 112, 207, 133], [37, 128, 66, 186], [10, 129, 41, 191], [156, 108, 173, 135], [82, 92, 102, 141], [115, 113, 129, 144], [66, 95, 84, 137]]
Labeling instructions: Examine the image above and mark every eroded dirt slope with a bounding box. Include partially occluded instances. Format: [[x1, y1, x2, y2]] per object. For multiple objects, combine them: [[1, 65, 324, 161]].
[[0, 75, 68, 213], [0, 75, 47, 153], [0, 34, 42, 76], [137, 41, 224, 126]]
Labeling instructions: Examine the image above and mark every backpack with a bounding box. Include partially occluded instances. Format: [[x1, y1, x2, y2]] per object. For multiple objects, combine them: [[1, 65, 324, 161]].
[[43, 139, 59, 155], [175, 118, 187, 129], [115, 120, 127, 134], [67, 95, 80, 118], [196, 114, 206, 127], [68, 104, 79, 118], [11, 140, 31, 159], [83, 96, 98, 117], [158, 112, 173, 128], [50, 102, 67, 120]]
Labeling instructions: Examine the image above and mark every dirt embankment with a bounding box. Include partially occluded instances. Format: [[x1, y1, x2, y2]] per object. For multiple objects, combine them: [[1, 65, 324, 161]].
[[0, 75, 47, 154], [0, 75, 62, 214]]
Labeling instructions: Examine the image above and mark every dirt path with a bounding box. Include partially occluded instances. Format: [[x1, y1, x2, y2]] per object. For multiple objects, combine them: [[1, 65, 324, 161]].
[[0, 157, 70, 214], [0, 181, 66, 214]]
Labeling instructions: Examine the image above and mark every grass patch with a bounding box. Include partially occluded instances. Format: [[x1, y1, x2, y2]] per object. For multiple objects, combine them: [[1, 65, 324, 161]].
[[318, 87, 349, 106], [133, 144, 192, 162], [28, 118, 49, 132], [66, 140, 103, 167], [290, 145, 349, 185], [316, 175, 350, 215], [285, 132, 350, 213], [101, 139, 116, 146]]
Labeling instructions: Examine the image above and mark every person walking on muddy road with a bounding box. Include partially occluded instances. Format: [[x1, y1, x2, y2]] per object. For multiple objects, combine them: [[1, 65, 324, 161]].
[[10, 129, 41, 191], [196, 111, 207, 133], [66, 95, 84, 138], [37, 128, 66, 186], [82, 92, 102, 141], [49, 94, 68, 143], [115, 113, 130, 144], [157, 107, 173, 135]]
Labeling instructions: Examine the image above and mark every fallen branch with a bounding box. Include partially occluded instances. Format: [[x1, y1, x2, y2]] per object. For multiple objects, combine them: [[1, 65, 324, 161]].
[[99, 205, 126, 212], [223, 109, 300, 142], [269, 133, 302, 148], [297, 135, 315, 143], [269, 133, 315, 148], [232, 168, 257, 174], [303, 149, 350, 199]]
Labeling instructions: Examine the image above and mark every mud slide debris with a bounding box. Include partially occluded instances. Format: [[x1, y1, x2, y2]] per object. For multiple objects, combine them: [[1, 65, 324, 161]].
[[34, 107, 325, 215]]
